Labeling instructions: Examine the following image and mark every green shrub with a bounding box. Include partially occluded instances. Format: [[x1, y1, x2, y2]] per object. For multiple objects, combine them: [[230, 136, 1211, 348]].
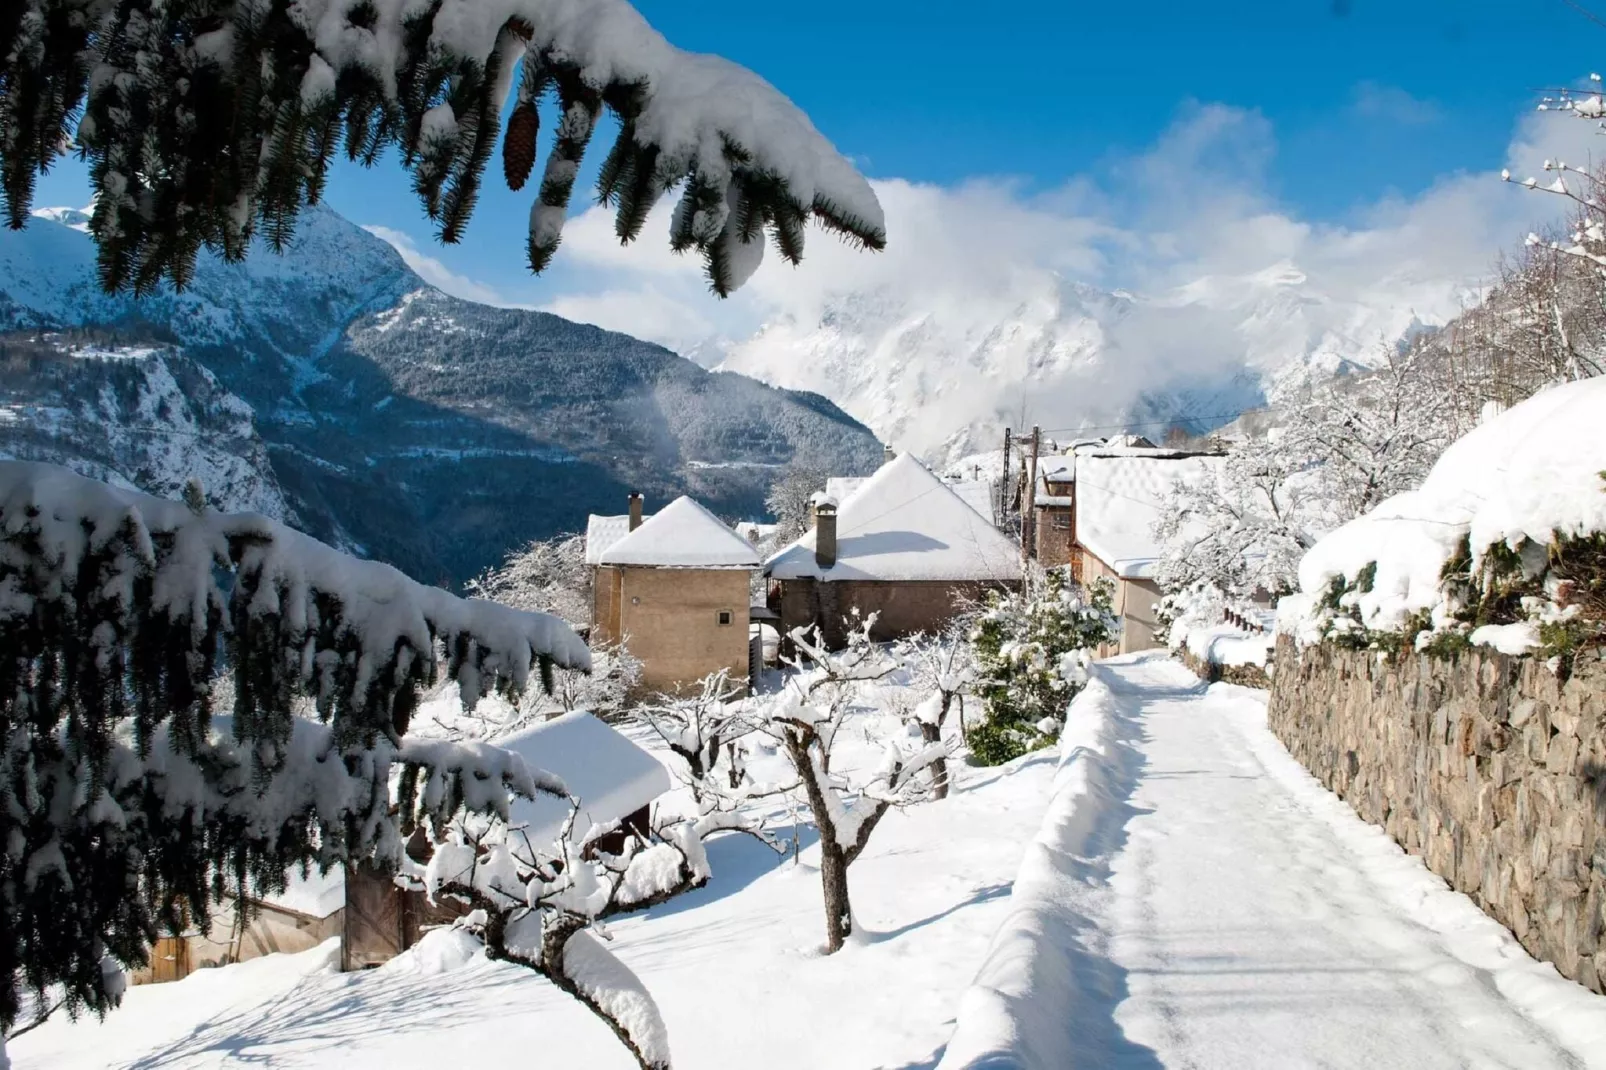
[[967, 570, 1118, 765]]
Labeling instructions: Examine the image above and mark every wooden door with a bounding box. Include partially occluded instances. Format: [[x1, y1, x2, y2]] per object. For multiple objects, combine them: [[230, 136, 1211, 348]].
[[148, 936, 190, 983], [342, 864, 406, 970]]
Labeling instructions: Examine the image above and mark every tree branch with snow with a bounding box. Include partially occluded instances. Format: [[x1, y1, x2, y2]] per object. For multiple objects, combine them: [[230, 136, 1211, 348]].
[[0, 0, 885, 297]]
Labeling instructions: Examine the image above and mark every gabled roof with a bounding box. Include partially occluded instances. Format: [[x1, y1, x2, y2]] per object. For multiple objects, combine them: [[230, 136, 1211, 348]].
[[766, 454, 1021, 582], [585, 513, 650, 565], [826, 476, 868, 502], [947, 480, 994, 519], [598, 496, 760, 569], [258, 713, 672, 912], [500, 712, 672, 848], [1075, 451, 1221, 579]]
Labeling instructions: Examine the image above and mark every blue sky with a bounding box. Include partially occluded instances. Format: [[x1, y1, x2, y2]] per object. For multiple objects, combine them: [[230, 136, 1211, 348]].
[[28, 0, 1606, 317]]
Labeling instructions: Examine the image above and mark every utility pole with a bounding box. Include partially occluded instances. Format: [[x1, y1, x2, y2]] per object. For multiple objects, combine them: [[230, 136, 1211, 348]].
[[999, 427, 1012, 528], [1022, 425, 1041, 565]]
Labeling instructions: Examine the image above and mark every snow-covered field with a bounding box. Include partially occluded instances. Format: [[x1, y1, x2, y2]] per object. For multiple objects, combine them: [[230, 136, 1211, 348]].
[[17, 655, 1606, 1069], [12, 709, 1059, 1070]]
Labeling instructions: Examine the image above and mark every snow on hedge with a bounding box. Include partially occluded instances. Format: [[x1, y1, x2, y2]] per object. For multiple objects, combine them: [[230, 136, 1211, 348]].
[[1277, 377, 1606, 646], [938, 669, 1127, 1070]]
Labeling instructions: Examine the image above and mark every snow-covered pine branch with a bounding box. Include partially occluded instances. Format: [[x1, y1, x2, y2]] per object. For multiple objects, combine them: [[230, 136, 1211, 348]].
[[745, 618, 941, 952], [0, 0, 885, 297], [0, 461, 587, 1038]]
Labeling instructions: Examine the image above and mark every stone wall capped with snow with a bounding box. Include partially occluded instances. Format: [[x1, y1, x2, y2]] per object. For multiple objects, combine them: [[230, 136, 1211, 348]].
[[1267, 635, 1605, 994]]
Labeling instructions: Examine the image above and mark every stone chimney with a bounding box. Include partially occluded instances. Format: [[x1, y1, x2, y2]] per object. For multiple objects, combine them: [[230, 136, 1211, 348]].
[[628, 492, 644, 531], [814, 501, 838, 570], [883, 445, 897, 464]]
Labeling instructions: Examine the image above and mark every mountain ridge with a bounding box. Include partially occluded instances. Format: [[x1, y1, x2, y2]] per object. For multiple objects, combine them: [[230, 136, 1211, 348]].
[[0, 205, 883, 584]]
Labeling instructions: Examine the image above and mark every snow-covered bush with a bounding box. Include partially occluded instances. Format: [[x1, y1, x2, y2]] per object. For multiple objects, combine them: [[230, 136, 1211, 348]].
[[0, 0, 885, 297], [967, 569, 1117, 766], [1278, 378, 1606, 668], [0, 461, 589, 1045], [745, 620, 946, 953]]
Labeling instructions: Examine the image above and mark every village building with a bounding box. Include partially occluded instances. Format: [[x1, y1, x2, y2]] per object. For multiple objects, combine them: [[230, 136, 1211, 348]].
[[134, 713, 671, 983], [1070, 445, 1220, 655], [765, 453, 1020, 648], [588, 495, 760, 694], [1031, 455, 1077, 566]]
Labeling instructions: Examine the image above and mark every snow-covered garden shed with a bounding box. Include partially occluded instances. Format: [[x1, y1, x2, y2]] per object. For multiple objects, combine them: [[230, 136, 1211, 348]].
[[588, 495, 761, 694], [765, 453, 1020, 648], [131, 870, 345, 985], [343, 712, 672, 969], [1072, 446, 1222, 653]]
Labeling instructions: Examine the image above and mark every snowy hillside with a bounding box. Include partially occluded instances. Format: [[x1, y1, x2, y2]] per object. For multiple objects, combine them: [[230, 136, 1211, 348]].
[[716, 261, 1450, 462], [0, 334, 289, 518], [0, 208, 882, 582]]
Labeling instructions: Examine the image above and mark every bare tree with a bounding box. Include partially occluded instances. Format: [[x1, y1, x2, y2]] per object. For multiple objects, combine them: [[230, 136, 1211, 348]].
[[765, 465, 829, 545], [897, 626, 976, 799], [745, 620, 946, 953]]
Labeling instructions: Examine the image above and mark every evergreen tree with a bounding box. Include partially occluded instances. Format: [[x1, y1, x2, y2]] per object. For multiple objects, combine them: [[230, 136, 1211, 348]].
[[0, 461, 589, 1048], [0, 0, 886, 299]]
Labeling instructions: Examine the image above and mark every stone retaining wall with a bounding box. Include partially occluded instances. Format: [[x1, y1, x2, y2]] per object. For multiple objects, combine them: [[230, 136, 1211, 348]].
[[1266, 636, 1606, 992]]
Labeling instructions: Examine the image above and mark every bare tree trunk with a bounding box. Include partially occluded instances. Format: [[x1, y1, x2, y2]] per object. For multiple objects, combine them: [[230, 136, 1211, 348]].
[[818, 838, 854, 953], [789, 732, 855, 952], [920, 719, 949, 801]]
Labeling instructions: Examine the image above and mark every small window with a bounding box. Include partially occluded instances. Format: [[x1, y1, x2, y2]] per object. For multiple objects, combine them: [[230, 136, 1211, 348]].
[[1050, 514, 1071, 531], [716, 610, 734, 626]]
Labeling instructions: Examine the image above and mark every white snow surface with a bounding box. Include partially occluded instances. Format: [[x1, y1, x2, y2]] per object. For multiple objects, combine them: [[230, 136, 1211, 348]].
[[17, 697, 1064, 1070], [585, 512, 650, 565], [598, 496, 760, 569], [1075, 451, 1222, 579], [1280, 376, 1606, 639], [257, 868, 345, 920], [767, 453, 1021, 582], [941, 655, 1606, 1069], [17, 655, 1606, 1069], [496, 712, 672, 848]]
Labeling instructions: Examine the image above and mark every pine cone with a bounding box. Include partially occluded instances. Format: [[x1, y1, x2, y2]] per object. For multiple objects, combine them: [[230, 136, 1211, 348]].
[[503, 102, 538, 191]]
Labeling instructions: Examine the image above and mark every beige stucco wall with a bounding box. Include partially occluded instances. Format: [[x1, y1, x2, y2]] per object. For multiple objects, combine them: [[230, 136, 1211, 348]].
[[1077, 548, 1162, 655], [613, 567, 752, 694]]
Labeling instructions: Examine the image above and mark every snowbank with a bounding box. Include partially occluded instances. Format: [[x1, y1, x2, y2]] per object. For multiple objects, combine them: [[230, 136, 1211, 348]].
[[1279, 377, 1606, 644], [938, 670, 1127, 1070]]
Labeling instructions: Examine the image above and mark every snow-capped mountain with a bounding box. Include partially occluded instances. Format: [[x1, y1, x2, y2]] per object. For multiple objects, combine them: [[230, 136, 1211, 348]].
[[716, 260, 1452, 462], [0, 206, 882, 583]]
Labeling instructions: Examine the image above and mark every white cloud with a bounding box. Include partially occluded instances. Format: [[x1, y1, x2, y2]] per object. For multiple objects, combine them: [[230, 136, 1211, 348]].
[[362, 225, 528, 308], [1351, 82, 1442, 125], [488, 104, 1605, 454]]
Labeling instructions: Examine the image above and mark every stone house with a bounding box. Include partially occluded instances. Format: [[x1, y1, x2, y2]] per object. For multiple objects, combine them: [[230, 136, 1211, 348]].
[[1071, 446, 1221, 654], [1031, 455, 1076, 566], [765, 453, 1020, 648], [588, 495, 760, 694]]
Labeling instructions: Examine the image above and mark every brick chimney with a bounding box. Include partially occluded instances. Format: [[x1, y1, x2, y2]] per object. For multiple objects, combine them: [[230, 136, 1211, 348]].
[[628, 492, 644, 531], [814, 501, 838, 570]]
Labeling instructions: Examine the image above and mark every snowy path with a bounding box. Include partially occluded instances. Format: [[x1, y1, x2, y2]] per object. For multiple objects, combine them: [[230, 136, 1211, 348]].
[[946, 653, 1606, 1070]]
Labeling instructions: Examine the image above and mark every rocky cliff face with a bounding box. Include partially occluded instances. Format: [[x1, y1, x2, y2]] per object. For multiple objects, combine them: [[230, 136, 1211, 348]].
[[0, 206, 882, 584]]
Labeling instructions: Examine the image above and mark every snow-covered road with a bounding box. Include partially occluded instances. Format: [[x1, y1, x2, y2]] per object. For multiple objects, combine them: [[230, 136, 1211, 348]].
[[945, 654, 1606, 1070]]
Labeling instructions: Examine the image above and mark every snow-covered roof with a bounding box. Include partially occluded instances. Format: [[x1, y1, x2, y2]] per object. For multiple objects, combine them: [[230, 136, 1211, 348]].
[[766, 454, 1021, 582], [826, 476, 868, 502], [734, 521, 777, 543], [948, 480, 994, 519], [1075, 452, 1221, 580], [1281, 377, 1606, 641], [257, 868, 345, 919], [598, 496, 760, 569], [1037, 456, 1075, 482], [585, 513, 650, 566], [499, 712, 673, 848]]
